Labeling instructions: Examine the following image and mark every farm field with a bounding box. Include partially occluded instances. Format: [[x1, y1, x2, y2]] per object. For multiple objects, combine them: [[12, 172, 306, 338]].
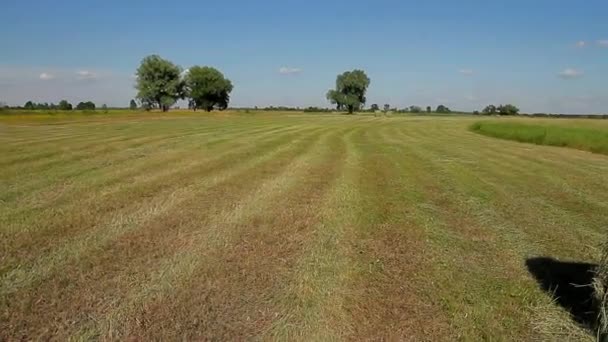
[[1, 111, 608, 340], [471, 120, 608, 155]]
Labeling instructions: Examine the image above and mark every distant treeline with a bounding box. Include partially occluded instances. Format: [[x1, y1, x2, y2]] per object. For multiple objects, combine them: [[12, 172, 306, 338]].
[[2, 56, 606, 118], [233, 106, 334, 113], [1, 99, 141, 112], [2, 101, 606, 119], [521, 113, 608, 119]]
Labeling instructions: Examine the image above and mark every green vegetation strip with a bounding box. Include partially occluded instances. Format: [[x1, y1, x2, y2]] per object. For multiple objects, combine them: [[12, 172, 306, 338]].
[[470, 121, 608, 155]]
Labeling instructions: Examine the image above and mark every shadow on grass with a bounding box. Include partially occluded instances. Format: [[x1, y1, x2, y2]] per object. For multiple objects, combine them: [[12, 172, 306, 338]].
[[526, 257, 597, 330]]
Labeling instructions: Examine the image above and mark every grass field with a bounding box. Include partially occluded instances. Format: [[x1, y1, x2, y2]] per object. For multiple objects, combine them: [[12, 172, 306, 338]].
[[1, 111, 608, 340], [471, 120, 608, 155]]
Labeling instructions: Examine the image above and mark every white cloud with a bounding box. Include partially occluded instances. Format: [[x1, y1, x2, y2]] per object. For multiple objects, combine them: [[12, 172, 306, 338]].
[[575, 40, 586, 48], [278, 67, 301, 75], [597, 40, 608, 47], [76, 70, 97, 81], [39, 72, 54, 80], [558, 68, 583, 79], [465, 95, 478, 101], [458, 69, 474, 76]]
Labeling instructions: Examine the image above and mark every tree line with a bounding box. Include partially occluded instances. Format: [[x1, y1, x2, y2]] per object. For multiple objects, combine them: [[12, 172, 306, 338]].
[[324, 69, 522, 115], [23, 100, 74, 111], [21, 100, 105, 111], [478, 104, 520, 115], [18, 100, 119, 111], [8, 57, 526, 115], [368, 104, 452, 114]]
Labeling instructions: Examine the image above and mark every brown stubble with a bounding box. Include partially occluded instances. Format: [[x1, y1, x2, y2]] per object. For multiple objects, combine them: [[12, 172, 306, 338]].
[[1, 120, 302, 214], [3, 114, 607, 340], [388, 120, 602, 339], [340, 124, 452, 340], [0, 123, 319, 273], [0, 125, 332, 339], [264, 122, 452, 340], [111, 127, 352, 340], [385, 123, 536, 338]]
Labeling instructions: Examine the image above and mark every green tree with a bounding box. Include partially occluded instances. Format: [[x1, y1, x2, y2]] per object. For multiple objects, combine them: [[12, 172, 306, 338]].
[[129, 99, 138, 110], [326, 69, 370, 114], [409, 105, 422, 113], [184, 66, 233, 111], [58, 100, 73, 111], [426, 106, 432, 113], [370, 103, 379, 111], [24, 101, 35, 110], [101, 104, 108, 113], [384, 104, 390, 112], [482, 105, 497, 115], [497, 104, 519, 115], [436, 104, 451, 113], [135, 55, 184, 112], [76, 101, 96, 110]]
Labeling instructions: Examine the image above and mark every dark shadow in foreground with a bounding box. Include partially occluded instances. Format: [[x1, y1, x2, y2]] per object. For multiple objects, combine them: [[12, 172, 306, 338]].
[[526, 257, 597, 329]]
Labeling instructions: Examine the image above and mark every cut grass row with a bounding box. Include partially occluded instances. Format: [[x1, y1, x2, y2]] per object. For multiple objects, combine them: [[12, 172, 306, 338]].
[[0, 125, 330, 291], [470, 120, 608, 155]]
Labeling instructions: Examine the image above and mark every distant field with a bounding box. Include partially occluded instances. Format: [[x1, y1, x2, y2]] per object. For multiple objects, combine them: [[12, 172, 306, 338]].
[[1, 111, 607, 340], [471, 120, 608, 155]]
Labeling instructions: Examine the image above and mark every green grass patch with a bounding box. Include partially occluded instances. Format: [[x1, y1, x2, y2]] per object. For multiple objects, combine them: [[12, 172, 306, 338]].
[[470, 121, 608, 155]]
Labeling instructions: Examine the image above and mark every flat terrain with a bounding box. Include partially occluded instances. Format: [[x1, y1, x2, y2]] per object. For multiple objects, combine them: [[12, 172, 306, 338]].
[[1, 112, 607, 340], [471, 119, 608, 155]]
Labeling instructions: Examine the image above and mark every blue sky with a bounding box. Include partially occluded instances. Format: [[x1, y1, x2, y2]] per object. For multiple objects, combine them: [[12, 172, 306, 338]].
[[1, 0, 607, 113]]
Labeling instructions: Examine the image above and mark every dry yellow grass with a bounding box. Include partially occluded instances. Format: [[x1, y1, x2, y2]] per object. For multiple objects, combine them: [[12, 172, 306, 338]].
[[1, 111, 606, 340]]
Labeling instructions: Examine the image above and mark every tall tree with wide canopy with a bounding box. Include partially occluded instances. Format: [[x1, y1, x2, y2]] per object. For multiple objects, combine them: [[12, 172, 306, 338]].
[[436, 104, 451, 113], [135, 55, 184, 112], [76, 101, 96, 110], [482, 104, 497, 115], [497, 104, 519, 115], [184, 66, 233, 111], [326, 69, 370, 114], [58, 100, 73, 110]]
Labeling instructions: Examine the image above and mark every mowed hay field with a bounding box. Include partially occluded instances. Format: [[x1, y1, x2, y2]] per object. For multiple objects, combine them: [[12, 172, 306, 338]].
[[1, 112, 608, 340]]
